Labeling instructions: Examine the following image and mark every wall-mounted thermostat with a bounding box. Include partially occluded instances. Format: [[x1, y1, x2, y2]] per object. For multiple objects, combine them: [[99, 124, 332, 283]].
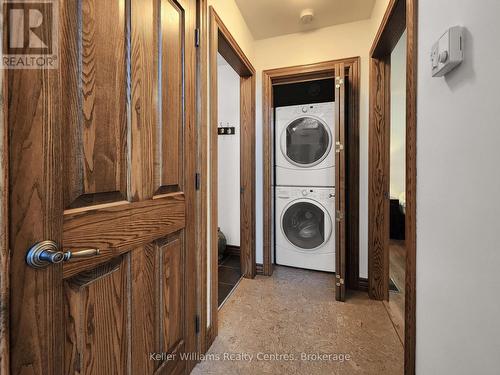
[[431, 26, 464, 77]]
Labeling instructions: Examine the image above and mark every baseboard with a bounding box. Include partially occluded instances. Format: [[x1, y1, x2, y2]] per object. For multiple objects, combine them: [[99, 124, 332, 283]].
[[357, 277, 369, 292], [256, 263, 264, 275], [206, 324, 216, 351], [226, 245, 240, 256]]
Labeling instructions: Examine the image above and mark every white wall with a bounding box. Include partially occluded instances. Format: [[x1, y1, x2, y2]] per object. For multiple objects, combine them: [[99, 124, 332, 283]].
[[417, 1, 500, 374], [390, 31, 407, 203], [253, 0, 390, 277], [217, 55, 240, 246]]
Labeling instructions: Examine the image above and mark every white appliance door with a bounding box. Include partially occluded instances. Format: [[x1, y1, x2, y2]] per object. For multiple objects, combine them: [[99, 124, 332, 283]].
[[281, 199, 332, 251], [280, 116, 332, 168]]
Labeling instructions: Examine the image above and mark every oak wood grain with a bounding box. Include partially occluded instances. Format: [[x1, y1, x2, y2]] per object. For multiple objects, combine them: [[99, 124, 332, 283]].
[[159, 0, 184, 192], [368, 57, 391, 301], [62, 193, 185, 278], [158, 236, 183, 352], [239, 75, 256, 279], [8, 5, 64, 372], [197, 0, 209, 354], [0, 36, 8, 374], [130, 0, 157, 202], [180, 1, 199, 372], [261, 72, 273, 277], [8, 0, 199, 373], [405, 0, 418, 373], [64, 256, 130, 374], [63, 0, 128, 209], [131, 244, 158, 374]]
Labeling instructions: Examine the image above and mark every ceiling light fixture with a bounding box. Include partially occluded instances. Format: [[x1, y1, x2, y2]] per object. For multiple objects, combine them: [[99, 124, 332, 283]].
[[300, 9, 314, 24]]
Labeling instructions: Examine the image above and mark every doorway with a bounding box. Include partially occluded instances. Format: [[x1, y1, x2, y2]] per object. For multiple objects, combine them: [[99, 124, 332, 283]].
[[367, 0, 417, 373], [262, 59, 361, 301], [201, 6, 256, 350], [216, 53, 243, 307], [386, 30, 408, 343]]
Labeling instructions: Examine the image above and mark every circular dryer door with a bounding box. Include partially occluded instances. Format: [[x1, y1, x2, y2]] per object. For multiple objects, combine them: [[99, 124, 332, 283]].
[[281, 116, 332, 167], [281, 199, 332, 250]]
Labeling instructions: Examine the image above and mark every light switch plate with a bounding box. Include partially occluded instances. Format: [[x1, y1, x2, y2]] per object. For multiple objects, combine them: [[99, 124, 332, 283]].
[[431, 26, 464, 77]]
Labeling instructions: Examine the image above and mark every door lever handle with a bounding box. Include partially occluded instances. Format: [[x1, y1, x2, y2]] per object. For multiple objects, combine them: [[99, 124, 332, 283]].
[[26, 240, 100, 269], [64, 248, 100, 260]]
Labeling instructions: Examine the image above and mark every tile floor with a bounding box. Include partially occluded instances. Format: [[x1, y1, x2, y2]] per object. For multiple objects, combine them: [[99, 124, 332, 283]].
[[218, 254, 242, 306]]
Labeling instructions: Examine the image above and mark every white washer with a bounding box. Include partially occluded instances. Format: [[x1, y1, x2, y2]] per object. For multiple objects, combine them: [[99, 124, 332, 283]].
[[275, 186, 335, 272], [275, 102, 335, 187]]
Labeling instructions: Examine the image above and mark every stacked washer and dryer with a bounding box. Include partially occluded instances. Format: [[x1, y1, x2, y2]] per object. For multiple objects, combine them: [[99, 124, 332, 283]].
[[275, 102, 336, 273]]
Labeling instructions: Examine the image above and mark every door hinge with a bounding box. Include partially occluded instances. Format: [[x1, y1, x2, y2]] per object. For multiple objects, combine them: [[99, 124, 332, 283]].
[[195, 28, 200, 47], [335, 76, 344, 89], [335, 141, 344, 153], [336, 210, 344, 222], [335, 274, 345, 287], [195, 314, 200, 334], [195, 172, 201, 190]]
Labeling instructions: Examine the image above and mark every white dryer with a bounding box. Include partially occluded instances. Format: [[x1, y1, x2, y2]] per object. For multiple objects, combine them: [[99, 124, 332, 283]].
[[275, 186, 335, 272], [275, 102, 335, 187]]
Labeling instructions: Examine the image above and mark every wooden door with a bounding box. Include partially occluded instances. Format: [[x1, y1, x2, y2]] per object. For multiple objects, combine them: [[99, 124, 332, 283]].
[[8, 0, 198, 374], [335, 62, 347, 302]]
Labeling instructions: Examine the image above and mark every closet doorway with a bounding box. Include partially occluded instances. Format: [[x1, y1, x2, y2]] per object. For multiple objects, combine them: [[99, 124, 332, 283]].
[[201, 6, 256, 350], [262, 58, 360, 302]]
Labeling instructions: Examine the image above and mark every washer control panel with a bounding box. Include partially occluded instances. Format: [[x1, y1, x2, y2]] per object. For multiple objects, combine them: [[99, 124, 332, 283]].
[[276, 187, 335, 200]]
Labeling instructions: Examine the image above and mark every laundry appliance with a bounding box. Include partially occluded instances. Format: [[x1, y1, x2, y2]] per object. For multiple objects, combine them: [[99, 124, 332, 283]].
[[275, 102, 335, 187], [275, 186, 335, 272]]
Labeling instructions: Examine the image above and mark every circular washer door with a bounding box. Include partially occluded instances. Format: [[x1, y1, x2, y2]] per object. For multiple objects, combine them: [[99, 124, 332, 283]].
[[281, 199, 332, 251], [281, 116, 332, 167]]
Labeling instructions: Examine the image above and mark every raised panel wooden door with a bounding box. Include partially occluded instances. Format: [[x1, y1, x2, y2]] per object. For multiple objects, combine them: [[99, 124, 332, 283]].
[[335, 62, 347, 302], [8, 0, 198, 374]]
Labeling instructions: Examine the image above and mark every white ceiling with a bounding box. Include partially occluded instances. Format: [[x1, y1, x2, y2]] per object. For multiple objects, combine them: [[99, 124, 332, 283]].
[[235, 0, 376, 40]]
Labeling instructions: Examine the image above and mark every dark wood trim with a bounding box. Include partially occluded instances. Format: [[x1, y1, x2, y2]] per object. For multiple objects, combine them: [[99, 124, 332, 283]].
[[371, 0, 407, 58], [0, 42, 8, 375], [206, 325, 216, 352], [225, 245, 240, 256], [207, 3, 220, 350], [197, 0, 209, 355], [262, 72, 273, 277], [368, 56, 391, 301], [357, 278, 369, 292], [203, 5, 256, 355], [335, 61, 347, 302], [262, 58, 360, 285], [255, 263, 264, 275], [405, 0, 418, 372], [211, 10, 255, 76], [239, 74, 256, 279], [368, 0, 417, 374], [346, 61, 361, 290]]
